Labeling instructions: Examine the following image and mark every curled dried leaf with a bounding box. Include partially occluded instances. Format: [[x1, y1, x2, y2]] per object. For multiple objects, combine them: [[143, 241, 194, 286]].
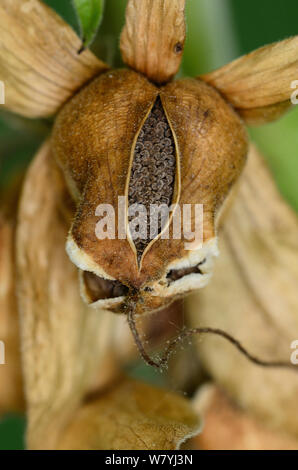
[[58, 378, 201, 450]]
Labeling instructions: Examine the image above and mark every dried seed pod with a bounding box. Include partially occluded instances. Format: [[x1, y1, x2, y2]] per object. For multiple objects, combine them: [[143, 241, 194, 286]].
[[52, 69, 248, 314]]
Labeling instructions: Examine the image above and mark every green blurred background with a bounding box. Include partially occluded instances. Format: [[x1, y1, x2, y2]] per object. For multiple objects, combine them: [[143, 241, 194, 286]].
[[0, 0, 297, 449]]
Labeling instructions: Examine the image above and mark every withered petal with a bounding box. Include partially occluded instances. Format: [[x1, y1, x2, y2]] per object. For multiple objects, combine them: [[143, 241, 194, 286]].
[[16, 141, 129, 449], [199, 36, 298, 125], [189, 384, 298, 450], [0, 0, 108, 118], [0, 207, 23, 413], [186, 144, 298, 438], [57, 378, 201, 450], [120, 0, 186, 84]]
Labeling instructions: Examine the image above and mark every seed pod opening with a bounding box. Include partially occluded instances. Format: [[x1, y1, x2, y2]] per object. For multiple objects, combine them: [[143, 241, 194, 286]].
[[128, 96, 177, 263], [83, 271, 129, 301]]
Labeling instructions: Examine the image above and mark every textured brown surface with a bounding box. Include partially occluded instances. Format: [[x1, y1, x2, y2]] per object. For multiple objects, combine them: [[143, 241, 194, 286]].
[[58, 378, 200, 450], [16, 142, 200, 450], [52, 69, 158, 288], [187, 145, 298, 438], [52, 71, 247, 313], [16, 142, 126, 449], [0, 0, 107, 118], [120, 0, 186, 84], [142, 78, 248, 288]]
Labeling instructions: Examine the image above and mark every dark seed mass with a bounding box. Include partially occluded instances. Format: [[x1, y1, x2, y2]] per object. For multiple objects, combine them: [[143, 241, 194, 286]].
[[128, 97, 176, 260]]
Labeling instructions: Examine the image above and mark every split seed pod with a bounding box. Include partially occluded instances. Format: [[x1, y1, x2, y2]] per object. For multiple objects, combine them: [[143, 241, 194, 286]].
[[3, 0, 298, 450], [52, 69, 248, 315]]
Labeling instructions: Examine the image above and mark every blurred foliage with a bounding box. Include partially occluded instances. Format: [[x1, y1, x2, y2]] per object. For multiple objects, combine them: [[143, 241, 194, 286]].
[[0, 415, 26, 450], [230, 0, 298, 211], [0, 0, 297, 449]]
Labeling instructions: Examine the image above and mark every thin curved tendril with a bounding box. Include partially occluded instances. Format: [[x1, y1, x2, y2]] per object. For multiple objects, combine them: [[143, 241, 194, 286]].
[[127, 304, 159, 368], [127, 304, 297, 372]]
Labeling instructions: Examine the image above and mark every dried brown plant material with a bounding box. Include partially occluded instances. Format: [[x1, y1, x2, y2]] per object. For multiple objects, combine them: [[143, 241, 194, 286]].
[[187, 145, 298, 437], [190, 385, 298, 450], [52, 71, 247, 313], [0, 0, 108, 118], [200, 37, 298, 125], [16, 141, 198, 450], [0, 211, 23, 412], [120, 0, 186, 83], [1, 0, 298, 451], [58, 378, 200, 450], [16, 142, 127, 449]]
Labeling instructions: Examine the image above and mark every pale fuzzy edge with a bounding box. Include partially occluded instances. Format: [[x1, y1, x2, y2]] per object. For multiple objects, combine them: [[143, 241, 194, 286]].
[[67, 234, 219, 302], [179, 382, 217, 449], [192, 383, 216, 415], [66, 234, 115, 280], [152, 237, 219, 298], [176, 421, 203, 450]]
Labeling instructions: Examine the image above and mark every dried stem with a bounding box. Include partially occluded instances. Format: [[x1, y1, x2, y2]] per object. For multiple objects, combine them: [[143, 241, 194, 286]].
[[127, 305, 297, 372], [127, 302, 160, 368]]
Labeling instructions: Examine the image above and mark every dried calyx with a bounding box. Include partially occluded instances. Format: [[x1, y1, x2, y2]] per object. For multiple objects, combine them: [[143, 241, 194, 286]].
[[128, 97, 176, 260]]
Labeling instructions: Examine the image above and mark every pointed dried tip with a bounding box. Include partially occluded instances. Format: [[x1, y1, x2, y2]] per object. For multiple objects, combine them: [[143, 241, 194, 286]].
[[200, 36, 298, 125], [120, 0, 186, 84]]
